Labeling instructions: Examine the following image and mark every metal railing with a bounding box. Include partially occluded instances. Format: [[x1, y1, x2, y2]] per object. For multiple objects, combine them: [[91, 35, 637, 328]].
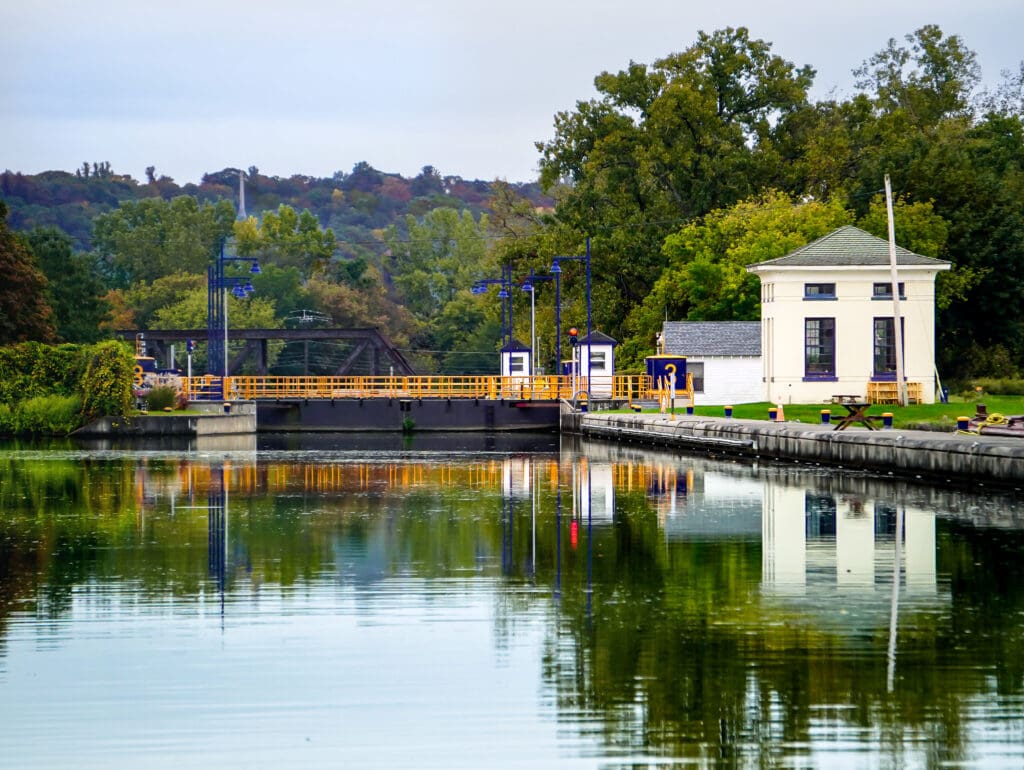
[[184, 374, 656, 402]]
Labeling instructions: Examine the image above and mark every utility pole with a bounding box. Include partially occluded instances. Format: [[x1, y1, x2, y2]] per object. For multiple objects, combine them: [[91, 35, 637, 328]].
[[884, 175, 907, 407]]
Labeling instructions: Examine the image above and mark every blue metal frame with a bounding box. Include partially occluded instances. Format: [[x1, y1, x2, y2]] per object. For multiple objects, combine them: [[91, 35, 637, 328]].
[[207, 240, 260, 379], [550, 238, 592, 378], [520, 270, 555, 374], [472, 263, 515, 348]]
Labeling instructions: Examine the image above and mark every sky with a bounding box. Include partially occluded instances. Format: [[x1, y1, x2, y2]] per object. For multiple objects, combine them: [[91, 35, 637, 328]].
[[3, 0, 1022, 185]]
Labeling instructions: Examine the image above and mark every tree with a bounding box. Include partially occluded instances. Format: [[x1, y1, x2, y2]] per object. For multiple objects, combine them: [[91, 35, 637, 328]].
[[384, 207, 493, 324], [122, 273, 206, 330], [24, 227, 111, 342], [536, 28, 816, 344], [623, 192, 851, 367], [234, 204, 336, 277], [0, 202, 55, 344], [92, 196, 236, 287], [149, 287, 276, 330], [854, 25, 980, 126]]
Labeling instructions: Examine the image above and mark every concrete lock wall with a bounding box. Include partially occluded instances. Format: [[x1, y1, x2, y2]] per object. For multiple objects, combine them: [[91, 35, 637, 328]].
[[563, 412, 1024, 487]]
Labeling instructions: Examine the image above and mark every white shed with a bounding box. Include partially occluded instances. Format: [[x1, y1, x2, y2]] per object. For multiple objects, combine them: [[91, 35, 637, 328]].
[[579, 330, 617, 397], [660, 321, 762, 405]]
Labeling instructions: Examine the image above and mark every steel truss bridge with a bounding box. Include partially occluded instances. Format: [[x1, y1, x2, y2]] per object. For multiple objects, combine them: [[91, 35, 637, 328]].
[[116, 328, 416, 377]]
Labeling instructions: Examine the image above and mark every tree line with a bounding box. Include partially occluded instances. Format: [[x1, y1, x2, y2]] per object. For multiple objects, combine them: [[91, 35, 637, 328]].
[[1, 24, 1022, 382]]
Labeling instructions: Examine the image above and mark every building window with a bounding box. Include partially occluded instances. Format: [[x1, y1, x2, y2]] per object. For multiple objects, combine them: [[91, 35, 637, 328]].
[[804, 318, 835, 377], [804, 283, 836, 299], [873, 317, 905, 377], [872, 282, 906, 299], [688, 362, 704, 393], [509, 355, 525, 374], [588, 350, 607, 371]]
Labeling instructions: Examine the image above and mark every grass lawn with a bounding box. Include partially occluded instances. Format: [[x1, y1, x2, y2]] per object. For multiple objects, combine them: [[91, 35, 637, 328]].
[[621, 396, 1024, 429]]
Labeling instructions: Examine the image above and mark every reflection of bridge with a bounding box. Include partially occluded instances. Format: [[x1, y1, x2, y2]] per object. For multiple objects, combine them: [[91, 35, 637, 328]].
[[116, 328, 416, 376]]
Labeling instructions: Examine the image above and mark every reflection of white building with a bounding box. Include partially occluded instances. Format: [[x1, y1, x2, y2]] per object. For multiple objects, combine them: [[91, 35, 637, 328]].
[[762, 485, 937, 598], [660, 472, 763, 540], [578, 461, 615, 524]]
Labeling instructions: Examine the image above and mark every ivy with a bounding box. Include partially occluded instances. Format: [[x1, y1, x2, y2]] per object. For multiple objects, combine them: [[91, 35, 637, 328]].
[[80, 341, 135, 420]]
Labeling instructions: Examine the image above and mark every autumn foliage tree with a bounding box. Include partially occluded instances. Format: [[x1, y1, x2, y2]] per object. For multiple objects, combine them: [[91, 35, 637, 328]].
[[0, 202, 55, 344]]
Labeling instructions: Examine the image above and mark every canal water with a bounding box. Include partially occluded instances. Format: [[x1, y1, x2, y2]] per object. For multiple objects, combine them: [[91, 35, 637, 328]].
[[1, 434, 1023, 768]]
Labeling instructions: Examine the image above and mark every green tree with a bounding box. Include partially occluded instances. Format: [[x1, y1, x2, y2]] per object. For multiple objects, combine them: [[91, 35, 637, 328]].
[[853, 24, 980, 126], [384, 207, 493, 324], [624, 192, 851, 367], [0, 202, 55, 344], [150, 288, 276, 331], [92, 196, 236, 287], [121, 273, 206, 330], [24, 227, 110, 342], [536, 28, 816, 344], [234, 205, 336, 277]]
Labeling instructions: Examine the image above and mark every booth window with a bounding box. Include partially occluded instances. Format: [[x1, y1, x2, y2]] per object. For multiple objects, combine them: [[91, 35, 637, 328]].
[[589, 350, 607, 371], [509, 356, 526, 374]]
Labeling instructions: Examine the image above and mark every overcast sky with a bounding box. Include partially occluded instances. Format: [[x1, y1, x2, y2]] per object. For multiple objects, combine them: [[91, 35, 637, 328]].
[[3, 0, 1021, 185]]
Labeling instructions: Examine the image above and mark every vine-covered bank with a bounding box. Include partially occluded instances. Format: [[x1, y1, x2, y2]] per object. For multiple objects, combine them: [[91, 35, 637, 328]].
[[0, 340, 134, 436]]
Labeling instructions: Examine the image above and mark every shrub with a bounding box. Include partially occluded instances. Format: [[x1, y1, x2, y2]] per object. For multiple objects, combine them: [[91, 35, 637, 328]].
[[13, 394, 83, 435], [145, 386, 179, 411], [0, 403, 13, 435], [80, 340, 135, 419], [966, 378, 1024, 396]]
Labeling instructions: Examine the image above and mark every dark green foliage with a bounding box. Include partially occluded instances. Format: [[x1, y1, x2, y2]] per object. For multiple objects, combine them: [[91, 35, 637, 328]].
[[24, 226, 111, 342]]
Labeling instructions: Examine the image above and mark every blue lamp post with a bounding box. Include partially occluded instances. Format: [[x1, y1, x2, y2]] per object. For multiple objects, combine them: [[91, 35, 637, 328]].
[[207, 240, 260, 383], [520, 270, 554, 376], [472, 263, 514, 348], [550, 238, 592, 382]]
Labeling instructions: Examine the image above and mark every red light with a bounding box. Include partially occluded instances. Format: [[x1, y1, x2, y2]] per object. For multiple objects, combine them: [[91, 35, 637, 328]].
[[568, 327, 578, 337], [570, 520, 578, 549]]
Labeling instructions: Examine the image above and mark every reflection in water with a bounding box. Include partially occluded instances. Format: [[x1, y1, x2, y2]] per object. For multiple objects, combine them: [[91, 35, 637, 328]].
[[0, 438, 1023, 768]]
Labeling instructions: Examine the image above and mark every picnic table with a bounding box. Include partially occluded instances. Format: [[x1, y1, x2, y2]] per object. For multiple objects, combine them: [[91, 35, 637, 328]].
[[831, 395, 880, 431]]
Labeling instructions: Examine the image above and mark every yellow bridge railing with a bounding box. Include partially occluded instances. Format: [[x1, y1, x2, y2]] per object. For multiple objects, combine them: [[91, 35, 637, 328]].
[[184, 374, 661, 403]]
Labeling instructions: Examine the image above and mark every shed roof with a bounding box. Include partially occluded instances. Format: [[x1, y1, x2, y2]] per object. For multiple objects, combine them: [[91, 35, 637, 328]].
[[747, 225, 950, 269], [662, 321, 761, 357], [501, 338, 531, 352], [579, 330, 618, 346]]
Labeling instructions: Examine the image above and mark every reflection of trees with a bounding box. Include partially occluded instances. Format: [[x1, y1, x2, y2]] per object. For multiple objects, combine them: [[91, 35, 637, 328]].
[[1, 451, 1023, 763], [540, 487, 1024, 766]]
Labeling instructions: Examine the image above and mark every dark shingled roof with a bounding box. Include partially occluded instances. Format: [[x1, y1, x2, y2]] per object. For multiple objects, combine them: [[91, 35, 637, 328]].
[[501, 338, 532, 352], [579, 330, 617, 346], [662, 321, 761, 356], [747, 225, 950, 268]]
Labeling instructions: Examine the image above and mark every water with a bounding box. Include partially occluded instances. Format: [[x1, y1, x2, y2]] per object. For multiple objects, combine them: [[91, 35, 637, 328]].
[[1, 434, 1023, 768]]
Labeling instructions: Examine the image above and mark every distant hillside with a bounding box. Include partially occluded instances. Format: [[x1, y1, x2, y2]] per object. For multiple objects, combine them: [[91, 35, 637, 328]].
[[0, 162, 552, 252]]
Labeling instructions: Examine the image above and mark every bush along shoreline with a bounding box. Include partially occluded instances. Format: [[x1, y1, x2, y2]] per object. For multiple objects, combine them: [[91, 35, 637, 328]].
[[0, 340, 135, 437]]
